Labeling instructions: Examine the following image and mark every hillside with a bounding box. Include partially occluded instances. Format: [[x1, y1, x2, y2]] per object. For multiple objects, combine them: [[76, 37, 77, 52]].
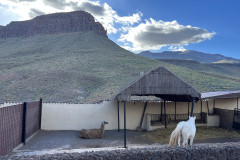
[[0, 12, 240, 103], [159, 59, 240, 78], [139, 50, 240, 64], [1, 32, 240, 103]]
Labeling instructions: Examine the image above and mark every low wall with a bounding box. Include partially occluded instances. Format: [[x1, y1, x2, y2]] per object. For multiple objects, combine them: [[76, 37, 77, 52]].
[[8, 142, 240, 160], [41, 100, 210, 131]]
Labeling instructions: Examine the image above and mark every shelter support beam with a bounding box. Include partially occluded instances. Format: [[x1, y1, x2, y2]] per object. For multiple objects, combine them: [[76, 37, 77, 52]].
[[206, 101, 210, 115], [160, 102, 163, 121], [138, 102, 148, 130], [237, 97, 239, 110], [213, 99, 215, 114], [124, 101, 127, 148], [164, 101, 167, 128], [175, 101, 176, 122], [117, 101, 120, 132], [190, 99, 194, 117]]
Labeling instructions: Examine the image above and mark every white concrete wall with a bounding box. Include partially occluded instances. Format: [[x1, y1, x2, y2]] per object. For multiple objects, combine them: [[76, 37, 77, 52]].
[[41, 101, 118, 130], [1, 98, 237, 130], [41, 100, 212, 131]]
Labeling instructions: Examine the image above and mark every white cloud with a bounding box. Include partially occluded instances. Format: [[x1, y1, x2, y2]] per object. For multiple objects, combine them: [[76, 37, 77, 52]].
[[0, 0, 142, 34], [169, 46, 186, 52], [115, 12, 142, 25], [0, 0, 216, 51], [118, 18, 216, 52]]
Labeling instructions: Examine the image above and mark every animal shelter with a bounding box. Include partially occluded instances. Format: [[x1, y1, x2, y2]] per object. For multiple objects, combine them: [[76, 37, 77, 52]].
[[113, 67, 205, 147]]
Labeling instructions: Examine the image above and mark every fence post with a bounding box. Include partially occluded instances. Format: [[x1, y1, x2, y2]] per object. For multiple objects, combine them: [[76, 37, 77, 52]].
[[22, 102, 27, 145], [39, 98, 42, 129]]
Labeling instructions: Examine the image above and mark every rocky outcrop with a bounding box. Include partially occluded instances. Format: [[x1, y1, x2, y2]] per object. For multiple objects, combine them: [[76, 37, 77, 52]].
[[0, 11, 107, 38]]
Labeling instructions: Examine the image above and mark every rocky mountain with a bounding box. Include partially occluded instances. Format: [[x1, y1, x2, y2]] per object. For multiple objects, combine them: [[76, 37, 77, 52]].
[[139, 50, 240, 64], [0, 11, 107, 38]]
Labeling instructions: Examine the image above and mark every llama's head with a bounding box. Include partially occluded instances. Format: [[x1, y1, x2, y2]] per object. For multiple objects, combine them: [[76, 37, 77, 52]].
[[103, 121, 108, 125], [189, 116, 196, 122]]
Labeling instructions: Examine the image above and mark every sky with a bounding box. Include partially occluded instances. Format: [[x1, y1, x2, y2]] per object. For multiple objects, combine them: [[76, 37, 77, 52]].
[[0, 0, 239, 59]]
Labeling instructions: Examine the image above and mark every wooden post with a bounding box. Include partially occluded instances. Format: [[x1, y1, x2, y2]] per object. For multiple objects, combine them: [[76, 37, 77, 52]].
[[124, 101, 127, 148], [201, 100, 202, 113], [39, 98, 42, 130], [190, 98, 194, 117], [138, 102, 148, 129], [118, 101, 120, 132], [206, 100, 210, 115], [174, 101, 176, 122], [237, 97, 239, 110], [160, 102, 163, 121], [22, 102, 27, 145], [164, 101, 167, 128], [200, 100, 203, 117], [213, 99, 215, 114]]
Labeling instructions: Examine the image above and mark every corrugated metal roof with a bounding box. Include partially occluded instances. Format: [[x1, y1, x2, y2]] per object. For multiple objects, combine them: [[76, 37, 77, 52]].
[[201, 91, 240, 99]]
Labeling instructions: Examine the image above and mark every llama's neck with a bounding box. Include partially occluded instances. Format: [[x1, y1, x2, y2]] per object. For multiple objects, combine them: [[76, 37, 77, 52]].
[[100, 123, 105, 131], [100, 123, 105, 135], [188, 119, 195, 125]]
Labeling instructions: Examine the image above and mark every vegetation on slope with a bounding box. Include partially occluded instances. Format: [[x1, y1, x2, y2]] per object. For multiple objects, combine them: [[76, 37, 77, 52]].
[[0, 32, 240, 103]]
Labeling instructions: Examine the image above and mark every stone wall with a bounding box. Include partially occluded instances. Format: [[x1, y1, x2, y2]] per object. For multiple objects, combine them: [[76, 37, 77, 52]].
[[7, 142, 240, 160]]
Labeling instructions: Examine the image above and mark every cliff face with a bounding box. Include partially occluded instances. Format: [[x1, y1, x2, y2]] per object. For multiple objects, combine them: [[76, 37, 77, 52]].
[[0, 11, 107, 38]]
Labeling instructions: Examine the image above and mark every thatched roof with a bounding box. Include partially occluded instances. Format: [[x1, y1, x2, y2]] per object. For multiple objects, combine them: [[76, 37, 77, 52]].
[[113, 67, 200, 102], [201, 91, 240, 99]]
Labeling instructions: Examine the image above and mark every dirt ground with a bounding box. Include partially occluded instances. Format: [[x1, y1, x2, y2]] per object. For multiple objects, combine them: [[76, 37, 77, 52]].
[[142, 126, 240, 144], [8, 126, 240, 158]]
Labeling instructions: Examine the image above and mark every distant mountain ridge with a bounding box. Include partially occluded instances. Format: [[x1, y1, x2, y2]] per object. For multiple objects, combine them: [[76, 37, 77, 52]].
[[139, 50, 240, 64], [0, 11, 107, 38]]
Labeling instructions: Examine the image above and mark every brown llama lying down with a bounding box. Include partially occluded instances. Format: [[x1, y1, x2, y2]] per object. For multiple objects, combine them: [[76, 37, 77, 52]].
[[80, 121, 108, 139]]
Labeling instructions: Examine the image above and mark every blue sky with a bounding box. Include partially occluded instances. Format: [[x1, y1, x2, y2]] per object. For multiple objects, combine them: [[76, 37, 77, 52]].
[[0, 0, 239, 58]]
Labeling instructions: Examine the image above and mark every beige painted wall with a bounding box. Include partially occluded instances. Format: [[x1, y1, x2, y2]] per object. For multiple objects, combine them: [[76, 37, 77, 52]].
[[41, 100, 214, 131], [214, 98, 239, 110]]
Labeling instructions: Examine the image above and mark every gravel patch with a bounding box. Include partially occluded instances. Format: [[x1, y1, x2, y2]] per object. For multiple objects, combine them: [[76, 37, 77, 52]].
[[5, 142, 240, 160]]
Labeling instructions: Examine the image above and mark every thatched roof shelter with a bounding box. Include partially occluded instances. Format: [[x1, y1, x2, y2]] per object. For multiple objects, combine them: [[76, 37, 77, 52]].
[[113, 67, 202, 148], [113, 67, 200, 102]]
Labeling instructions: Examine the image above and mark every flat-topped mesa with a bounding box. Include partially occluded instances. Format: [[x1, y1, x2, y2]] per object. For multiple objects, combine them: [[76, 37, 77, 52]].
[[0, 11, 107, 38]]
